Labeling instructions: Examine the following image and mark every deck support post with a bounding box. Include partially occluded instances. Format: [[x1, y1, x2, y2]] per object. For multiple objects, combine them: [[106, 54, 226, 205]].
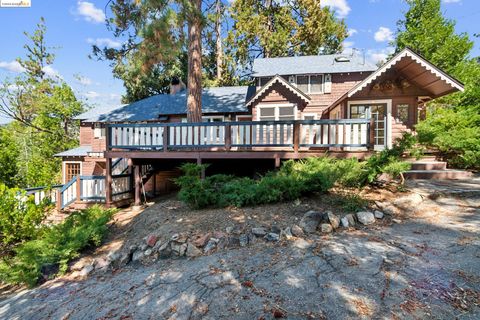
[[225, 124, 231, 151], [56, 189, 62, 211], [106, 157, 113, 208], [163, 127, 169, 152], [134, 165, 142, 206], [197, 157, 205, 180], [293, 122, 300, 153], [274, 156, 281, 169], [128, 158, 134, 199]]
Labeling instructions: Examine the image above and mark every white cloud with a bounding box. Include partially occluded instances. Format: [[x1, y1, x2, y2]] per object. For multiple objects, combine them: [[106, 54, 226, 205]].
[[83, 91, 100, 99], [374, 27, 394, 42], [42, 65, 62, 79], [0, 60, 25, 73], [76, 76, 92, 86], [322, 0, 351, 18], [87, 37, 122, 49], [442, 0, 461, 3], [367, 47, 395, 64], [76, 1, 105, 24], [343, 41, 354, 48], [348, 28, 358, 37]]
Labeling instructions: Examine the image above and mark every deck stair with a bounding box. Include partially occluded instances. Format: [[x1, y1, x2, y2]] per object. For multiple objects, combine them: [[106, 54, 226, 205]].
[[404, 157, 473, 180]]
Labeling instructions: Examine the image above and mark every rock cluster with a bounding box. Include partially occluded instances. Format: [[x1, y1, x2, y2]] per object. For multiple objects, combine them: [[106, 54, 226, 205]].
[[70, 207, 386, 278]]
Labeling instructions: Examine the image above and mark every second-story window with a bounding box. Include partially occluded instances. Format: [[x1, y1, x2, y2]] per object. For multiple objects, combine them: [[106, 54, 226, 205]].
[[295, 75, 324, 94]]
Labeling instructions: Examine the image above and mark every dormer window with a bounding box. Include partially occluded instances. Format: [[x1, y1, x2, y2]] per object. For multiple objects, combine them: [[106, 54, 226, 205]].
[[295, 75, 324, 94]]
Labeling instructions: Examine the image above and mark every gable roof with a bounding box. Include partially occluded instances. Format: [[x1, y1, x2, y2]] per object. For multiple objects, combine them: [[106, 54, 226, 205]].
[[79, 86, 256, 123], [347, 47, 464, 98], [252, 53, 377, 77], [245, 75, 311, 107]]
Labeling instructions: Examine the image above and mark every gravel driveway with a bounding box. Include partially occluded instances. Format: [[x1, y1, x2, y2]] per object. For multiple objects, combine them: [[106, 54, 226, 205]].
[[1, 184, 479, 319]]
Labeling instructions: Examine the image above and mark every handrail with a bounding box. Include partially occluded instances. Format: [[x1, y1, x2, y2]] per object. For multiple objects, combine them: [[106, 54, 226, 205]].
[[107, 119, 373, 151]]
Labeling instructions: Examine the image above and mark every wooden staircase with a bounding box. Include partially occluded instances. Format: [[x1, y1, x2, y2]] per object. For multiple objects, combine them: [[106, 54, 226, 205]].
[[404, 156, 473, 180]]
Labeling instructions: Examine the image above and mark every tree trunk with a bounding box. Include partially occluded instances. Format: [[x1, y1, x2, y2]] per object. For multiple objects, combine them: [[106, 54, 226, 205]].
[[264, 0, 273, 58], [215, 0, 223, 82], [187, 0, 203, 123]]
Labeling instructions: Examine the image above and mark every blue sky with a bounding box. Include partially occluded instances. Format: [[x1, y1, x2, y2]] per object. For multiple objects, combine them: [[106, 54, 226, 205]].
[[0, 0, 478, 124]]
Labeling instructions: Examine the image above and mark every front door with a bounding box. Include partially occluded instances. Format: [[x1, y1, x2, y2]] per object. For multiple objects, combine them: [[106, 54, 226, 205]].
[[349, 103, 387, 149]]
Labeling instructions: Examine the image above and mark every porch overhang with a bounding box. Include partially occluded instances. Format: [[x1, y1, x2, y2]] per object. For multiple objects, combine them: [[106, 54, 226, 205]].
[[348, 47, 464, 98], [324, 47, 464, 114]]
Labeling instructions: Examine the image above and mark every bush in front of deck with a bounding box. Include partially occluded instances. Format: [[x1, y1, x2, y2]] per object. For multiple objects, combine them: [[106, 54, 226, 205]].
[[177, 158, 352, 209]]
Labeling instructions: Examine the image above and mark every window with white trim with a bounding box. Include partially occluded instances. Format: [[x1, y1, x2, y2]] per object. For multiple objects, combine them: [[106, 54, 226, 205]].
[[258, 105, 296, 121], [93, 124, 105, 139], [295, 75, 324, 93]]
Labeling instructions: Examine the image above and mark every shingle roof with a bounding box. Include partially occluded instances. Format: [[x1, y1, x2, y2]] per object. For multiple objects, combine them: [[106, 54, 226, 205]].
[[252, 53, 377, 77], [79, 86, 256, 123], [75, 104, 126, 120], [54, 145, 92, 157]]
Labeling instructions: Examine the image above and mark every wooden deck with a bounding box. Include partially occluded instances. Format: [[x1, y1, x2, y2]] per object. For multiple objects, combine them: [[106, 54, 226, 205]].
[[106, 119, 374, 159], [102, 119, 376, 207]]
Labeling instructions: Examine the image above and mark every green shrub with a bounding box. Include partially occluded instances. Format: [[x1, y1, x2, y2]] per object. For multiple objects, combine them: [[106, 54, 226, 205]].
[[177, 158, 352, 209], [381, 158, 412, 180], [416, 106, 480, 169], [0, 205, 115, 286], [0, 184, 47, 252]]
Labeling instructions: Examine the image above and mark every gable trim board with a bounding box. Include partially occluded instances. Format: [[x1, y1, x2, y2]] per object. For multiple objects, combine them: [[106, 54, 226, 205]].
[[347, 48, 464, 98], [246, 75, 311, 108]]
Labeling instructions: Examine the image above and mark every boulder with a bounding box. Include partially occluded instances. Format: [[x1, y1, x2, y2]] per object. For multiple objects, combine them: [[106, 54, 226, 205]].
[[171, 243, 187, 256], [106, 251, 120, 263], [94, 257, 110, 270], [299, 210, 323, 233], [144, 248, 153, 256], [270, 225, 281, 234], [79, 264, 94, 277], [146, 234, 159, 247], [374, 210, 384, 219], [291, 224, 304, 237], [158, 242, 172, 259], [119, 252, 132, 266], [139, 243, 148, 251], [340, 217, 349, 228], [227, 236, 241, 248], [185, 243, 202, 257], [204, 238, 219, 254], [251, 227, 267, 237], [132, 250, 144, 262], [345, 214, 356, 227], [325, 211, 340, 229], [280, 227, 293, 240], [239, 234, 249, 247], [265, 233, 280, 242], [320, 223, 333, 233], [193, 233, 211, 248], [225, 226, 234, 234], [356, 211, 376, 225]]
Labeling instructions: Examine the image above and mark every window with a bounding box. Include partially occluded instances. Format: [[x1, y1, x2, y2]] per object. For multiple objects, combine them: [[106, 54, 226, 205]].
[[202, 116, 224, 122], [65, 163, 80, 182], [310, 75, 323, 93], [296, 76, 309, 93], [295, 75, 324, 93], [258, 77, 271, 87], [302, 113, 317, 120], [397, 104, 409, 123], [258, 105, 296, 121], [93, 124, 105, 139]]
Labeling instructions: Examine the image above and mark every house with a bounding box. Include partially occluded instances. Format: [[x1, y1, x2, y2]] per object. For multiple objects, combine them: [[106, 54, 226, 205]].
[[48, 47, 462, 209]]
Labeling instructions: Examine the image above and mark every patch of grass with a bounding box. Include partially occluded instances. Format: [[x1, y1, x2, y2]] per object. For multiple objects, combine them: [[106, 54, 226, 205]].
[[0, 205, 116, 287]]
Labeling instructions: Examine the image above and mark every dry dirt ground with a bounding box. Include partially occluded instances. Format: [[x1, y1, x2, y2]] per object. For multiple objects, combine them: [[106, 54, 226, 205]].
[[0, 179, 479, 320]]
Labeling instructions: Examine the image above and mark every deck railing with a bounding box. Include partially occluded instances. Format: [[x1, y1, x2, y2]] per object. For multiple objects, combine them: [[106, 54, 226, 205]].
[[107, 119, 372, 151], [25, 184, 63, 205]]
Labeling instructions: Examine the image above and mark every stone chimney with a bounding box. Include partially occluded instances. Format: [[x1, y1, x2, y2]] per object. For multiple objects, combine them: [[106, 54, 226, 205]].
[[170, 77, 186, 95]]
